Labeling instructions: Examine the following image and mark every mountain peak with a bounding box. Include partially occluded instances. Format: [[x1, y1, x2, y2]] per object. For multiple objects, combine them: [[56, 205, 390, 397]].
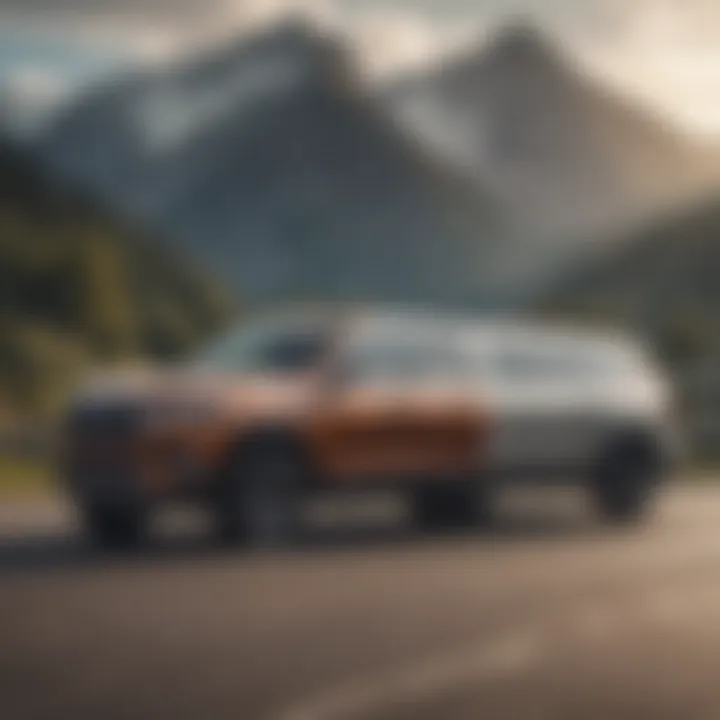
[[482, 22, 562, 71], [181, 19, 341, 85], [242, 17, 333, 59]]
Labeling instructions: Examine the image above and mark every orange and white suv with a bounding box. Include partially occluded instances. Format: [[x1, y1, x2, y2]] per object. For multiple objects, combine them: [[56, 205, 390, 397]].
[[62, 308, 680, 548]]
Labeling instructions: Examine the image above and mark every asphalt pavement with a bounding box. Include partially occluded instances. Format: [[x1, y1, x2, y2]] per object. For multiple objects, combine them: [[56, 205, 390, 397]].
[[2, 484, 720, 719]]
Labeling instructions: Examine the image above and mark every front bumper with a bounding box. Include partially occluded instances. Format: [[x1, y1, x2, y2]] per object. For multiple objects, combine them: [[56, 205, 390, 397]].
[[64, 432, 225, 506]]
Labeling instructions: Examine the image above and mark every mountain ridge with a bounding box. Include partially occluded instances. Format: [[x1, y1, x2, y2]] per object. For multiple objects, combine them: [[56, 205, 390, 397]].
[[39, 21, 505, 307], [388, 23, 720, 238], [35, 20, 720, 308]]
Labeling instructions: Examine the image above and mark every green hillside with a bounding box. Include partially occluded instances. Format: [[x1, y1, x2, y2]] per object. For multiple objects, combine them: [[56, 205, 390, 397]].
[[543, 195, 720, 458], [0, 141, 234, 423]]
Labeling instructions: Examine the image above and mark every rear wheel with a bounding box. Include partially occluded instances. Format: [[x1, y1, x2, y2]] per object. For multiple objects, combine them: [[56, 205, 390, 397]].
[[592, 440, 660, 524], [216, 439, 305, 548]]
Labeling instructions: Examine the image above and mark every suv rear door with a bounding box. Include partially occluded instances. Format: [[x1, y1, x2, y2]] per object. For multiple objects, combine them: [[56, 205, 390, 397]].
[[478, 330, 604, 476]]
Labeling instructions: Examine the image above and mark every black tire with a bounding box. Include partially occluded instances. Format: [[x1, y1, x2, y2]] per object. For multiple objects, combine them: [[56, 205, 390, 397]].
[[215, 438, 305, 548], [413, 479, 494, 532], [593, 440, 660, 524], [83, 503, 147, 551]]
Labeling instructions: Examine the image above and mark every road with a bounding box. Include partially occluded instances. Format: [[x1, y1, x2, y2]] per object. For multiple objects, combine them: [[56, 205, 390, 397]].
[[2, 484, 720, 719]]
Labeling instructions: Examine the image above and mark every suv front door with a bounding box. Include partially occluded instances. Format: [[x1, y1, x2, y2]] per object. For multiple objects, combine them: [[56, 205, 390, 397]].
[[310, 324, 483, 483]]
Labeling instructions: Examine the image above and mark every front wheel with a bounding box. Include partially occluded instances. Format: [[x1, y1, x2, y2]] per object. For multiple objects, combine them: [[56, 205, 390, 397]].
[[82, 503, 148, 551], [215, 440, 305, 548]]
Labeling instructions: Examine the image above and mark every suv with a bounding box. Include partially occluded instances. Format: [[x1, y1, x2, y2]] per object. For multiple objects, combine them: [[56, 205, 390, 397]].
[[62, 309, 679, 548]]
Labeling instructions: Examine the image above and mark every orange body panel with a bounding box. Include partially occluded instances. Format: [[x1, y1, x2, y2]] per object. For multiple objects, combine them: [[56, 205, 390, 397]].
[[66, 373, 488, 499], [306, 387, 486, 481]]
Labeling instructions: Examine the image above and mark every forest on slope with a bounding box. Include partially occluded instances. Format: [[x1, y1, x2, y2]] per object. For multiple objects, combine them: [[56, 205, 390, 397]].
[[545, 196, 720, 457], [0, 141, 233, 424]]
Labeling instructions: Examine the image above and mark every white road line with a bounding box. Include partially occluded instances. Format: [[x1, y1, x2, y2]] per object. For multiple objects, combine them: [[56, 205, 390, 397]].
[[638, 587, 720, 629], [277, 574, 720, 720], [277, 631, 542, 720]]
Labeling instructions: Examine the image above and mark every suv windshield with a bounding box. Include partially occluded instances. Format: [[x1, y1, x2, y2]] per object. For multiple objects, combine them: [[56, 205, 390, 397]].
[[193, 318, 330, 374]]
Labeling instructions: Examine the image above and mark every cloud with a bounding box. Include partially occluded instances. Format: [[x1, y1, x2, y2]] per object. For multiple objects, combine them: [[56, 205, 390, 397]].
[[0, 0, 481, 74], [0, 65, 73, 135], [0, 0, 719, 133], [3, 66, 67, 99], [0, 0, 321, 44]]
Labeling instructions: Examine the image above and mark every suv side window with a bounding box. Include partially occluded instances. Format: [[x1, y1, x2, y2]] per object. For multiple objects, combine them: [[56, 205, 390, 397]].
[[493, 336, 599, 386], [342, 323, 452, 385]]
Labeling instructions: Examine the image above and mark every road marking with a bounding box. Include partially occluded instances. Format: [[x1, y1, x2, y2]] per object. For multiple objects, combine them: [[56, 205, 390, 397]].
[[278, 631, 541, 720], [638, 585, 720, 630], [277, 573, 720, 720]]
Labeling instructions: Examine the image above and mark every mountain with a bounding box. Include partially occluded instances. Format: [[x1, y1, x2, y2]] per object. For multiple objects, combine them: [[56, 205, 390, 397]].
[[388, 24, 720, 255], [39, 22, 505, 307], [41, 23, 347, 218], [543, 196, 720, 458], [0, 139, 232, 420]]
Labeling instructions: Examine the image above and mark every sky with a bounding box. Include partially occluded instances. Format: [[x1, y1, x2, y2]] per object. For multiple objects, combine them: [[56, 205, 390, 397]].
[[1, 0, 720, 137]]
